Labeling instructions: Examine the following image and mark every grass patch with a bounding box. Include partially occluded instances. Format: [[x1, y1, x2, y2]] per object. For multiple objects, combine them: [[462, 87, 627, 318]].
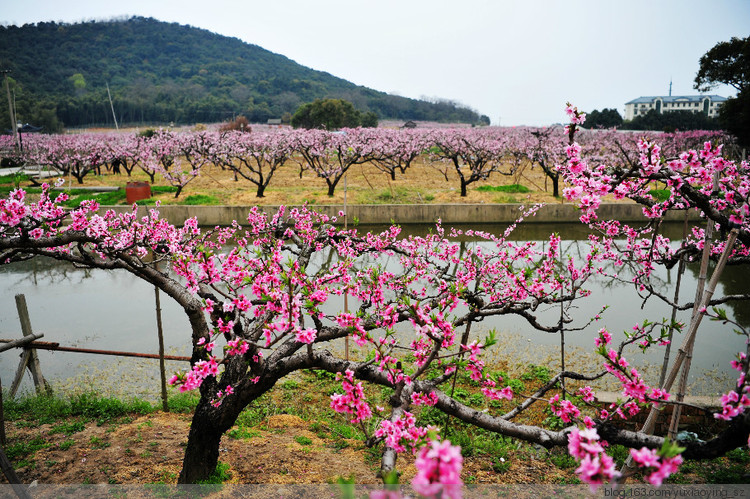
[[0, 184, 43, 196], [520, 364, 553, 383], [59, 189, 127, 208], [649, 188, 671, 202], [0, 172, 31, 187], [357, 186, 431, 204], [58, 439, 75, 451], [196, 461, 231, 484], [5, 436, 52, 461], [294, 436, 313, 446], [150, 186, 178, 194], [168, 392, 200, 413], [49, 421, 85, 436], [180, 194, 221, 205], [69, 392, 151, 424], [227, 427, 260, 440], [4, 392, 155, 425], [281, 379, 300, 390], [89, 435, 111, 449], [477, 184, 530, 193]]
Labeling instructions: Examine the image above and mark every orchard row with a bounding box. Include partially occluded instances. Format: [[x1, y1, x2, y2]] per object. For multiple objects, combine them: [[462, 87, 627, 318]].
[[1, 126, 731, 199]]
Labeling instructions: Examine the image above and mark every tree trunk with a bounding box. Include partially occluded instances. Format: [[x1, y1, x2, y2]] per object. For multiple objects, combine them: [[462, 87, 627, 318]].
[[551, 175, 559, 198], [256, 184, 266, 198], [178, 399, 236, 483], [460, 178, 468, 197]]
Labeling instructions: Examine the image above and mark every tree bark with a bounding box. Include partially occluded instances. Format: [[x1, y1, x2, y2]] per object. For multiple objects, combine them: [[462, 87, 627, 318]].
[[177, 395, 241, 483], [178, 403, 226, 483]]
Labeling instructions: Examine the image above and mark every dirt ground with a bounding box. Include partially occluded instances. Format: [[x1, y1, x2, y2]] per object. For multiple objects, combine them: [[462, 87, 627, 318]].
[[2, 411, 575, 485]]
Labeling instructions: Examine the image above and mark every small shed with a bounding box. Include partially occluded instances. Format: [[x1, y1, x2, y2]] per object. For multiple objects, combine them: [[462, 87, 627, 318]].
[[401, 120, 417, 129]]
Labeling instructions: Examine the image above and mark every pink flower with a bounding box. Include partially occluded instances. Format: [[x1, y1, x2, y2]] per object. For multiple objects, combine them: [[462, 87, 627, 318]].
[[412, 440, 463, 499], [630, 447, 660, 468], [295, 327, 317, 344]]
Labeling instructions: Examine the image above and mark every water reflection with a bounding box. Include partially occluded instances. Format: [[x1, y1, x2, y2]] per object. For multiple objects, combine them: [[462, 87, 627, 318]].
[[0, 223, 746, 399]]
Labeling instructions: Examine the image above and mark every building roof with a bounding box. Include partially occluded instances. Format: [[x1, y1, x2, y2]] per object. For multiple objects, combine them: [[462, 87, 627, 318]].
[[626, 95, 727, 105]]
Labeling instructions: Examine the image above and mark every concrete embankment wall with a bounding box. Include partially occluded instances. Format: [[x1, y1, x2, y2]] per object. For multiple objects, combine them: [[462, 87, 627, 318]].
[[101, 203, 701, 226]]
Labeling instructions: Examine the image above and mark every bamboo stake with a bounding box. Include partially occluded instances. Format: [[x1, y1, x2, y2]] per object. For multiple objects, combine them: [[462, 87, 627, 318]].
[[658, 212, 689, 387], [559, 240, 566, 399], [668, 174, 720, 438], [622, 228, 738, 474]]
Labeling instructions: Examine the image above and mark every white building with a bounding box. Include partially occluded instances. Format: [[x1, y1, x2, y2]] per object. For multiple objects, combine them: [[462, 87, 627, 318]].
[[624, 95, 726, 121]]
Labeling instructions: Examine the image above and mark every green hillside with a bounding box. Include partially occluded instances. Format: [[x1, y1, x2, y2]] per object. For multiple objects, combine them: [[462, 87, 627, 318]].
[[0, 17, 489, 131]]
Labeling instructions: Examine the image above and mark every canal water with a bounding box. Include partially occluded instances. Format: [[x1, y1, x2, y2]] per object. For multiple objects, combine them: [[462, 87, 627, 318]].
[[0, 223, 747, 400]]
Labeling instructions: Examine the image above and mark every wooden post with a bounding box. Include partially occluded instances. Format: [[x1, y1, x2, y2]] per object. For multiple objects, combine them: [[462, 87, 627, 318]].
[[0, 376, 5, 446], [0, 443, 32, 499], [0, 334, 44, 354], [344, 174, 349, 361], [155, 285, 169, 412], [9, 295, 50, 397]]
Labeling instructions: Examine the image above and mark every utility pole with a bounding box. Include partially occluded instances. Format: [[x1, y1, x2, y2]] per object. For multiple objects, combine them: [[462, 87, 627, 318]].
[[106, 82, 119, 130], [2, 67, 20, 151]]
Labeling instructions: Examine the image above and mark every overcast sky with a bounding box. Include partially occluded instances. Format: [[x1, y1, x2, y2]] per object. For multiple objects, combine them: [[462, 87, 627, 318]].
[[2, 0, 749, 126]]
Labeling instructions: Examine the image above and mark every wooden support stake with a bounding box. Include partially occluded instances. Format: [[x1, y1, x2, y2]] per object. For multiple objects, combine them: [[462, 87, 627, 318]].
[[0, 333, 44, 354], [0, 376, 5, 446], [10, 295, 51, 397], [9, 351, 31, 399], [0, 444, 31, 499], [155, 285, 169, 412]]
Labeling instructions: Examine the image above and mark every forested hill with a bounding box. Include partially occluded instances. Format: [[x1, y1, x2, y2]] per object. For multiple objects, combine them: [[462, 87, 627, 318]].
[[0, 17, 489, 131]]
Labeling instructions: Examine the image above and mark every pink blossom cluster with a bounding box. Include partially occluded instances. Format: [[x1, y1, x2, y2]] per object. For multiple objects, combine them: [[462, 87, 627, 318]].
[[567, 427, 619, 489], [629, 447, 683, 486], [374, 411, 432, 454], [225, 338, 249, 356], [558, 105, 750, 288], [168, 356, 219, 393], [715, 352, 750, 421], [210, 384, 235, 408], [412, 439, 464, 499], [565, 103, 587, 126], [549, 393, 581, 423], [330, 370, 373, 424], [603, 348, 669, 405], [411, 391, 439, 406]]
